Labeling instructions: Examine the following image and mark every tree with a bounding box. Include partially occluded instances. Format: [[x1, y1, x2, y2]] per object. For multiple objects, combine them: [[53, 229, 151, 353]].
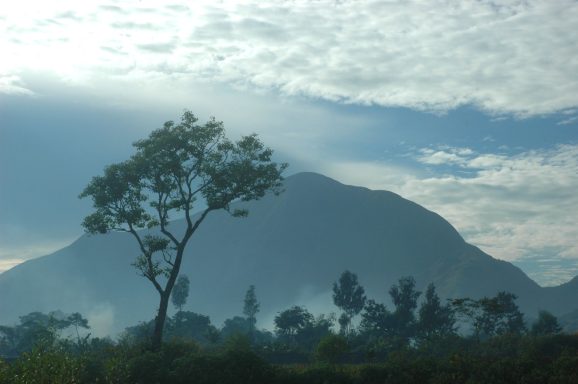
[[171, 275, 190, 312], [221, 316, 251, 339], [483, 292, 525, 336], [67, 312, 90, 346], [451, 291, 526, 339], [416, 283, 455, 340], [531, 310, 562, 336], [167, 311, 218, 344], [274, 306, 314, 341], [80, 111, 287, 350], [243, 285, 260, 335], [389, 276, 421, 342], [332, 270, 366, 335], [360, 299, 393, 338]]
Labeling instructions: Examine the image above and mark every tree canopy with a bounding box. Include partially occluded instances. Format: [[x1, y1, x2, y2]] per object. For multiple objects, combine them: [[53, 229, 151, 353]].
[[332, 270, 366, 335], [80, 110, 287, 349]]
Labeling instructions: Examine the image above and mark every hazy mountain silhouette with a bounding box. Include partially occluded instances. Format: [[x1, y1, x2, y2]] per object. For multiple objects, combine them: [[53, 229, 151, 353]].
[[0, 172, 576, 334]]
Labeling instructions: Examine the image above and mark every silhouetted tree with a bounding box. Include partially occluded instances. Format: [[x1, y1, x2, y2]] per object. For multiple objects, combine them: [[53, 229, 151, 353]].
[[171, 275, 190, 312], [295, 314, 335, 350], [274, 306, 314, 344], [417, 283, 456, 340], [221, 316, 251, 339], [80, 110, 287, 350], [167, 311, 217, 344], [451, 291, 525, 338], [0, 311, 89, 355], [389, 276, 421, 342], [360, 299, 394, 339], [478, 292, 525, 337], [333, 270, 366, 335], [531, 310, 562, 336], [67, 312, 90, 345], [243, 285, 260, 336]]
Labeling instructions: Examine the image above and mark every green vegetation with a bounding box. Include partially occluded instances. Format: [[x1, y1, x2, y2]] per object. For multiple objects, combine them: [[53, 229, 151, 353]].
[[333, 270, 366, 335], [2, 273, 575, 382]]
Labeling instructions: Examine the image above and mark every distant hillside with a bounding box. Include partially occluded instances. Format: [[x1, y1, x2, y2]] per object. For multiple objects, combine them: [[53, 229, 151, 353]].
[[0, 172, 576, 335]]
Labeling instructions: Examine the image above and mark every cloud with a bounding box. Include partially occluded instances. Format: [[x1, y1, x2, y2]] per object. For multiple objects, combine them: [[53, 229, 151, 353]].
[[322, 144, 578, 285], [558, 115, 578, 126], [0, 259, 24, 274], [0, 74, 34, 95], [1, 0, 577, 115]]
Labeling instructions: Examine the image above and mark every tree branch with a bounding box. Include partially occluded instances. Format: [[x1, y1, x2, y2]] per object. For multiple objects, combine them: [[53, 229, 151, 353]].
[[128, 225, 164, 295]]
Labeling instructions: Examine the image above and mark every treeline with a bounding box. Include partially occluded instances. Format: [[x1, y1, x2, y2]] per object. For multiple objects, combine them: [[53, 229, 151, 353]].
[[1, 272, 577, 383]]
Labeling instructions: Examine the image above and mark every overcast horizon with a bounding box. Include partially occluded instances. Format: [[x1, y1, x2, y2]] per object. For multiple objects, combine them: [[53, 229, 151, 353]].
[[1, 0, 577, 286]]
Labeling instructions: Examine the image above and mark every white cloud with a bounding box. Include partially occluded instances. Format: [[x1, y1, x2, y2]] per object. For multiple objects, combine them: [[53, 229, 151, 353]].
[[0, 73, 34, 95], [323, 145, 578, 281], [1, 0, 577, 115]]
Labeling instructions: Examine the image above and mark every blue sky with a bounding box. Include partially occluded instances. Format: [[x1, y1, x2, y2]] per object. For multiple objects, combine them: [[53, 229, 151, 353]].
[[1, 0, 577, 286]]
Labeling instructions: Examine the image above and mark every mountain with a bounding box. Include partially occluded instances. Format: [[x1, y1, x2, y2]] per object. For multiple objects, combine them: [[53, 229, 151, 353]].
[[0, 172, 575, 335]]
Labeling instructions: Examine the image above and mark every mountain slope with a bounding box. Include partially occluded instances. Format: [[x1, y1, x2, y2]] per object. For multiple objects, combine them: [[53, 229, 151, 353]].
[[0, 172, 572, 334]]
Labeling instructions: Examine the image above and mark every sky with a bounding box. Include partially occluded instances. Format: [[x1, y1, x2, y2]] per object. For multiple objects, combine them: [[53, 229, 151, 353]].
[[0, 0, 577, 286]]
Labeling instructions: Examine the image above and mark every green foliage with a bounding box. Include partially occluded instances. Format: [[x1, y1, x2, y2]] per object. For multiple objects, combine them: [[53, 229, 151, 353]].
[[451, 291, 526, 339], [9, 345, 85, 384], [167, 311, 218, 345], [274, 307, 335, 351], [221, 316, 251, 339], [171, 275, 190, 312], [1, 330, 578, 383], [274, 306, 314, 339], [360, 299, 393, 338], [315, 334, 348, 364], [332, 270, 366, 335], [0, 311, 91, 356], [80, 110, 287, 348], [416, 283, 456, 341], [389, 276, 421, 342]]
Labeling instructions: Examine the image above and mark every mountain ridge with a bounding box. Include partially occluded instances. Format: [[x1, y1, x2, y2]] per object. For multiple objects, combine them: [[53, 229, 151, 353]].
[[0, 172, 575, 334]]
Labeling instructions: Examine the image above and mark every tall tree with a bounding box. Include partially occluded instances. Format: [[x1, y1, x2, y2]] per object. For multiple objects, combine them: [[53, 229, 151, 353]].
[[67, 312, 90, 345], [80, 111, 286, 350], [389, 276, 421, 342], [171, 275, 190, 312], [417, 283, 455, 340], [332, 270, 366, 335], [243, 285, 260, 335]]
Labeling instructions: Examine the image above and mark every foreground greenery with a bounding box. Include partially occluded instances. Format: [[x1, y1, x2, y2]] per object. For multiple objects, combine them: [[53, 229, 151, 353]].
[[1, 273, 577, 383], [1, 333, 578, 383]]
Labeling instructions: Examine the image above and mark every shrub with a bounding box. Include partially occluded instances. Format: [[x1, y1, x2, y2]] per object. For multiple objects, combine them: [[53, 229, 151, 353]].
[[9, 345, 84, 384], [315, 334, 348, 364]]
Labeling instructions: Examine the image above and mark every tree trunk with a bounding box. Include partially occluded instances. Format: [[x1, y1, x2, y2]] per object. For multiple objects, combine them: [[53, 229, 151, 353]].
[[151, 292, 171, 350], [150, 246, 186, 350]]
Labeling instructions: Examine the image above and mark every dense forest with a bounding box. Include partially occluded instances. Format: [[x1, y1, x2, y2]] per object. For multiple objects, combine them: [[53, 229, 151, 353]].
[[1, 272, 577, 383]]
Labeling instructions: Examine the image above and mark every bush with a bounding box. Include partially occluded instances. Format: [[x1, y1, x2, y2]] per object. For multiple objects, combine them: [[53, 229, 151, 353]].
[[171, 349, 274, 384], [315, 334, 348, 364], [9, 345, 85, 384]]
